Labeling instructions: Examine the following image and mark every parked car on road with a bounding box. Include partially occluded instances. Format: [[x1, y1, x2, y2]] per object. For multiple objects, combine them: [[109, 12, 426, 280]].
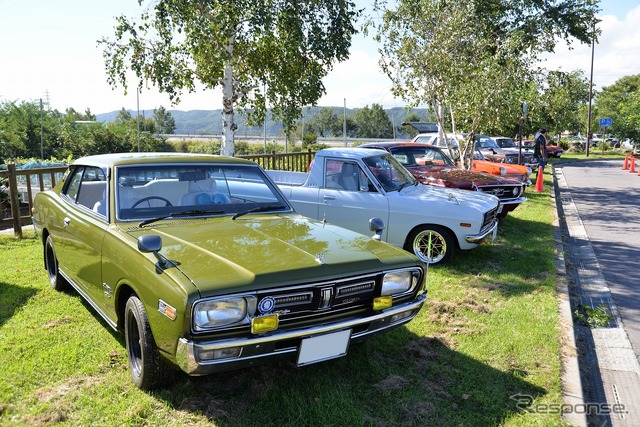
[[358, 141, 526, 218], [269, 148, 501, 265], [32, 153, 427, 389]]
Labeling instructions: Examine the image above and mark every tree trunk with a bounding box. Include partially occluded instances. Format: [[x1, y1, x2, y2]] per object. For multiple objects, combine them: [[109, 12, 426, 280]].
[[221, 64, 235, 157]]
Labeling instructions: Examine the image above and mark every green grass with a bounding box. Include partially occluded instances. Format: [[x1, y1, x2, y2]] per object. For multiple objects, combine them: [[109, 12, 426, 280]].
[[0, 174, 567, 426]]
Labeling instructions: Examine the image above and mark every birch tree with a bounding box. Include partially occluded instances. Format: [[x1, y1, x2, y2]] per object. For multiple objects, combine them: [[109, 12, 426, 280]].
[[100, 0, 360, 156], [373, 0, 599, 168]]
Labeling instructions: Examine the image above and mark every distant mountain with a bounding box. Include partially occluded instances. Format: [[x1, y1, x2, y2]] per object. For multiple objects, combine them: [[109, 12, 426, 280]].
[[96, 106, 431, 137]]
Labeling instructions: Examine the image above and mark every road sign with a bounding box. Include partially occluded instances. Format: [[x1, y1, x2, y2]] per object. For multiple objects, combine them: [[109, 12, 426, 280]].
[[599, 117, 613, 127]]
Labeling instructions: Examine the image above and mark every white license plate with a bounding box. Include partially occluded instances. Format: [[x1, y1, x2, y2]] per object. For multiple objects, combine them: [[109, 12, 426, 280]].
[[297, 329, 351, 366]]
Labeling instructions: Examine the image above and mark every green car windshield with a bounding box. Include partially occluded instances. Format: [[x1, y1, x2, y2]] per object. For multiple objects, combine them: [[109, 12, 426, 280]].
[[115, 163, 290, 221]]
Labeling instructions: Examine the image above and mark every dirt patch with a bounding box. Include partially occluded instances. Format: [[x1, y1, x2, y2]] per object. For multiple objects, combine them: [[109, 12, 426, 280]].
[[373, 374, 408, 392]]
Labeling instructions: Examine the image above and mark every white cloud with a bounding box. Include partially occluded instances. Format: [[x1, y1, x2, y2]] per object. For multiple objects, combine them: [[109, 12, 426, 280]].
[[541, 5, 640, 90]]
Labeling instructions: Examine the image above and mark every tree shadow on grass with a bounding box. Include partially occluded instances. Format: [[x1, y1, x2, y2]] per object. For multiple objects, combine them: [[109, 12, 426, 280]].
[[152, 327, 546, 426], [0, 282, 38, 327]]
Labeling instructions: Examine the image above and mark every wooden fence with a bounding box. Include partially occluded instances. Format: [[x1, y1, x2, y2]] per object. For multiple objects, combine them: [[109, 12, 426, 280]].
[[0, 149, 315, 237], [0, 165, 69, 238]]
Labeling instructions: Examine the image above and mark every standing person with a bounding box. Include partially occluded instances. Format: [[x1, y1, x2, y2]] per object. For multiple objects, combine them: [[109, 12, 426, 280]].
[[533, 127, 548, 180]]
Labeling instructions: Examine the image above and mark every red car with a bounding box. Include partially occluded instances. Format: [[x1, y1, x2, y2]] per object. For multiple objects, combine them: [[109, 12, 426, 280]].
[[359, 142, 527, 218]]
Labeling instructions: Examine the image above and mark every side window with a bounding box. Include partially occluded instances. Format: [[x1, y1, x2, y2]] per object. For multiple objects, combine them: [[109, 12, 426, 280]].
[[325, 160, 374, 192], [63, 167, 84, 202], [325, 159, 343, 189], [77, 167, 107, 214], [62, 166, 107, 216]]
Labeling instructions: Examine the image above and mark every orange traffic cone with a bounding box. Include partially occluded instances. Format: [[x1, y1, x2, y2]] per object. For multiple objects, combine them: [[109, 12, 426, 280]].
[[629, 155, 636, 173], [534, 166, 544, 192], [623, 155, 629, 170]]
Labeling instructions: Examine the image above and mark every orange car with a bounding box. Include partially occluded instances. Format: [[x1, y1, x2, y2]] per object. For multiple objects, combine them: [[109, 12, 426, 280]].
[[412, 132, 532, 184], [469, 148, 532, 184]]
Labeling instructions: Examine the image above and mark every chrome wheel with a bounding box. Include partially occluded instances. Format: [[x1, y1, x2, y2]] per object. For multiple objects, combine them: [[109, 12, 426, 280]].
[[406, 225, 455, 265]]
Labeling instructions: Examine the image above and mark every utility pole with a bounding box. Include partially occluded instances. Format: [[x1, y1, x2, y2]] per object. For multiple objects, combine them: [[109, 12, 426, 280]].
[[40, 98, 44, 159], [586, 29, 595, 157], [137, 89, 141, 152], [343, 98, 347, 146]]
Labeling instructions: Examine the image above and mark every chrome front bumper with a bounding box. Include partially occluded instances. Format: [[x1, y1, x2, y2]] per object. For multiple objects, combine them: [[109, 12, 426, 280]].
[[465, 220, 498, 245], [175, 294, 426, 375]]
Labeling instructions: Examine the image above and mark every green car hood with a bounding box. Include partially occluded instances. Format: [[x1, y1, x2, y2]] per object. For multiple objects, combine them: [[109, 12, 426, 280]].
[[126, 213, 417, 295]]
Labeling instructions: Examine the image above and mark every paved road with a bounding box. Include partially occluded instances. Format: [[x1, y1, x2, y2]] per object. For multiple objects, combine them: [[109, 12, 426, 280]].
[[559, 160, 640, 356], [555, 159, 640, 426]]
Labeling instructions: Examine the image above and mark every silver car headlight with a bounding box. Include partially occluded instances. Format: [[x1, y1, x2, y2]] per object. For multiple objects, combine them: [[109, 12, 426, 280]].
[[193, 296, 256, 331], [381, 269, 419, 296]]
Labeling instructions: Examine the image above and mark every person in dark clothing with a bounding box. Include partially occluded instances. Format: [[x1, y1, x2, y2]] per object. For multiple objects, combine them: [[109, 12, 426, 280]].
[[533, 127, 548, 179]]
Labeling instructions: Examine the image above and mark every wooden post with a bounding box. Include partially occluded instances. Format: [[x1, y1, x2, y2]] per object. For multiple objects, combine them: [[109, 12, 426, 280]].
[[7, 164, 23, 238]]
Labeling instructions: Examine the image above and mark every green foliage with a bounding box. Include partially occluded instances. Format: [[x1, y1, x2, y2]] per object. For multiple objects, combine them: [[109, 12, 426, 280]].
[[595, 74, 640, 142], [154, 105, 177, 134], [353, 103, 393, 138], [0, 100, 177, 161], [302, 132, 318, 148], [307, 107, 342, 137], [526, 70, 591, 138], [574, 304, 613, 328]]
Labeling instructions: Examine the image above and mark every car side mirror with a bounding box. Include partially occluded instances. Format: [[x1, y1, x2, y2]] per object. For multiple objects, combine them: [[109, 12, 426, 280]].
[[138, 235, 169, 269], [369, 217, 385, 241]]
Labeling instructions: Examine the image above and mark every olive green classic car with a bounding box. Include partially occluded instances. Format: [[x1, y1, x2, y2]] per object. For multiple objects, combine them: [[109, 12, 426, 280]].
[[32, 153, 427, 390]]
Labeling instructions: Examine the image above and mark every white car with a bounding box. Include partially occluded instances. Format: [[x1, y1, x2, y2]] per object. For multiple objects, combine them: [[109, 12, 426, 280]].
[[269, 148, 500, 265]]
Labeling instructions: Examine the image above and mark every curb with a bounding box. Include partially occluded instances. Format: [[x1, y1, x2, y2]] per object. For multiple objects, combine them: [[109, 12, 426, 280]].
[[553, 160, 640, 427], [552, 164, 587, 427]]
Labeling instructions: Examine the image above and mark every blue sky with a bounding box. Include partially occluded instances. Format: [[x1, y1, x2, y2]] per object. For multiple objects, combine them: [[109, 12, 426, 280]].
[[1, 0, 638, 114]]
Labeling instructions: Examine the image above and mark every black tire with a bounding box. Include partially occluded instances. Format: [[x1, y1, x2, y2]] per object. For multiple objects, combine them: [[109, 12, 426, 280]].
[[44, 235, 67, 291], [124, 295, 175, 390], [404, 225, 455, 265]]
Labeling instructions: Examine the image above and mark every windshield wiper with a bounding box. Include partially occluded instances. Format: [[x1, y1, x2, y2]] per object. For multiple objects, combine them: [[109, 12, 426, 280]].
[[138, 209, 224, 228], [231, 204, 287, 220]]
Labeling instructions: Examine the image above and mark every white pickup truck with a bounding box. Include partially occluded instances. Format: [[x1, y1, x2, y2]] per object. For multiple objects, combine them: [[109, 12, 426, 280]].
[[268, 148, 500, 265]]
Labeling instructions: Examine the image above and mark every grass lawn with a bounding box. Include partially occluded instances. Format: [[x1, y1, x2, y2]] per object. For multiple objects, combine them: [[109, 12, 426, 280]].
[[0, 169, 569, 426]]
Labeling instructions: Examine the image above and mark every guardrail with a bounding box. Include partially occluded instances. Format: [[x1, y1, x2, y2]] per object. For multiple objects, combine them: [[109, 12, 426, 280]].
[[0, 149, 315, 237]]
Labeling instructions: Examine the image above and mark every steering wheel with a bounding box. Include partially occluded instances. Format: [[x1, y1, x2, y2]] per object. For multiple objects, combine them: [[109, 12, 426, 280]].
[[131, 196, 173, 208]]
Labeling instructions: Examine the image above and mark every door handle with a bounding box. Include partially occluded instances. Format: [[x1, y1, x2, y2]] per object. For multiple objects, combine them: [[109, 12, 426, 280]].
[[63, 217, 70, 227], [323, 195, 335, 201]]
